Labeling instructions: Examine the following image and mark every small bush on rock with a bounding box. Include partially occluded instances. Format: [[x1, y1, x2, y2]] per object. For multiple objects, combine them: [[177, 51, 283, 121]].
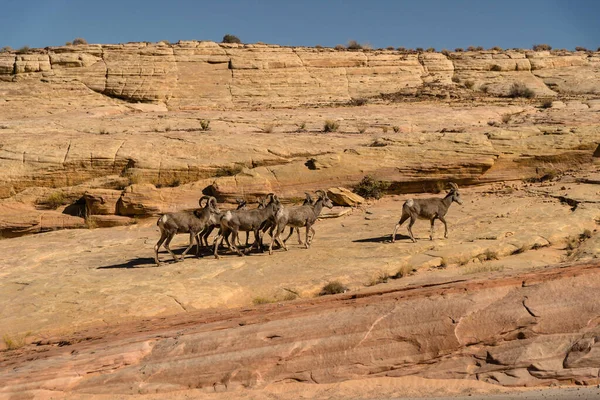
[[319, 281, 348, 296], [508, 82, 535, 99], [354, 175, 389, 200], [222, 34, 241, 44]]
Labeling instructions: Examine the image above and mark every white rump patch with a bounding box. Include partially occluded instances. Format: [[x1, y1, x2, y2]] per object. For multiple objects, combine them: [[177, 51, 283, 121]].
[[405, 199, 414, 207], [159, 214, 168, 224], [224, 210, 233, 221]]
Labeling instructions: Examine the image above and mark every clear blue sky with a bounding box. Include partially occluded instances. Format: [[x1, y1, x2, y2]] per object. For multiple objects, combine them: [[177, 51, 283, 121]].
[[2, 0, 598, 51]]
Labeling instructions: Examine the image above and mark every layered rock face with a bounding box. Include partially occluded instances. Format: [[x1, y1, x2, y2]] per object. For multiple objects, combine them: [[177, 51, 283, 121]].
[[1, 261, 599, 397], [1, 42, 599, 108]]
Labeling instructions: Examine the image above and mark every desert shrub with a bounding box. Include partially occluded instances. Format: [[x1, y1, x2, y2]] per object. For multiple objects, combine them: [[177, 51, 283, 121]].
[[296, 121, 307, 132], [490, 64, 502, 71], [490, 46, 503, 51], [396, 46, 406, 52], [354, 175, 389, 199], [441, 49, 450, 56], [38, 192, 68, 209], [532, 43, 552, 51], [501, 113, 513, 124], [476, 46, 484, 51], [65, 42, 72, 46], [467, 46, 477, 51], [334, 44, 345, 50], [318, 281, 348, 296], [415, 47, 424, 52], [72, 37, 87, 45], [0, 46, 12, 53], [581, 229, 592, 240], [454, 48, 464, 52], [425, 47, 436, 53], [484, 249, 499, 260], [315, 44, 323, 49], [392, 126, 400, 133], [480, 85, 489, 94], [395, 265, 414, 278], [464, 80, 475, 89], [565, 235, 579, 251], [508, 82, 535, 98], [347, 40, 362, 50], [386, 46, 395, 51], [323, 120, 339, 132], [16, 45, 30, 54], [368, 271, 391, 286], [222, 34, 241, 44], [540, 99, 553, 108], [575, 46, 588, 52], [199, 119, 211, 131], [253, 296, 275, 305], [2, 332, 31, 350], [451, 76, 460, 83]]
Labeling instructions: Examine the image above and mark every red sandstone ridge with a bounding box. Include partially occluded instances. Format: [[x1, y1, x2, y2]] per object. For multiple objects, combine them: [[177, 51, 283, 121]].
[[1, 260, 599, 398]]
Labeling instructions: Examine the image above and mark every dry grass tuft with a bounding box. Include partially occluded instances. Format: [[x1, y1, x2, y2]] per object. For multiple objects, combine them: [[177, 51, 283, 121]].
[[318, 281, 348, 296]]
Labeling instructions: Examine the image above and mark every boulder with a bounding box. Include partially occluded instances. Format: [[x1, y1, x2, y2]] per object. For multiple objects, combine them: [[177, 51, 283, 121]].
[[117, 184, 163, 217], [327, 187, 365, 206], [84, 189, 122, 215]]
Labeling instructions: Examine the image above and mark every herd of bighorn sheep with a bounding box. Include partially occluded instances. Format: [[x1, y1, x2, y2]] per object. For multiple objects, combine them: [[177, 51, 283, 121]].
[[154, 183, 462, 266]]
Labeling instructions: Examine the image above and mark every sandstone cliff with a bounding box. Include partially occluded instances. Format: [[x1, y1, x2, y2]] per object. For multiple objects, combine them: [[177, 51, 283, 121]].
[[1, 42, 599, 108]]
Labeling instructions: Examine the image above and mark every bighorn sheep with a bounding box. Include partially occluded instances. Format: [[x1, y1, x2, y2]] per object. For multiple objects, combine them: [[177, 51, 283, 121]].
[[197, 198, 247, 248], [391, 182, 463, 243], [269, 190, 333, 254], [214, 193, 282, 259], [262, 192, 314, 246], [154, 196, 220, 266]]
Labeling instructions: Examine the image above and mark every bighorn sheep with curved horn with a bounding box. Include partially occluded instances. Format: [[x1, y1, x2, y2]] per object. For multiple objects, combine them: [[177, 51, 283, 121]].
[[214, 193, 282, 259], [154, 195, 221, 266], [391, 182, 463, 243], [197, 198, 248, 249], [269, 189, 333, 254]]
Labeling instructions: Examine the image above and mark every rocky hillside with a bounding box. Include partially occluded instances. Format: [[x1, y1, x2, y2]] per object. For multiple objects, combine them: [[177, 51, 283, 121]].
[[1, 42, 599, 108]]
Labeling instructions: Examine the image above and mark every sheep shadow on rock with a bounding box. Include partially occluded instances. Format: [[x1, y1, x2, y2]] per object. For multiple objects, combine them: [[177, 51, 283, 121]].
[[353, 233, 411, 244], [97, 257, 161, 269]]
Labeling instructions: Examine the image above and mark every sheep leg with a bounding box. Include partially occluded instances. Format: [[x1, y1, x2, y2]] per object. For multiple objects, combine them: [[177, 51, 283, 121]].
[[230, 230, 245, 256], [269, 224, 288, 255], [308, 226, 316, 245], [201, 226, 215, 247], [296, 228, 303, 245], [163, 235, 180, 262], [439, 215, 448, 238], [213, 234, 223, 259], [407, 216, 417, 243], [430, 217, 436, 241], [245, 231, 250, 247], [181, 233, 198, 258], [154, 232, 168, 266], [305, 225, 312, 249], [283, 227, 294, 244], [392, 214, 409, 243]]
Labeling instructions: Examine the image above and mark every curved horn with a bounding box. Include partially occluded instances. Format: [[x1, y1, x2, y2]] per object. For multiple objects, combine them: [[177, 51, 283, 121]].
[[315, 189, 326, 198], [303, 192, 314, 204], [265, 193, 275, 201], [199, 195, 211, 207], [448, 182, 459, 191], [209, 197, 218, 207]]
